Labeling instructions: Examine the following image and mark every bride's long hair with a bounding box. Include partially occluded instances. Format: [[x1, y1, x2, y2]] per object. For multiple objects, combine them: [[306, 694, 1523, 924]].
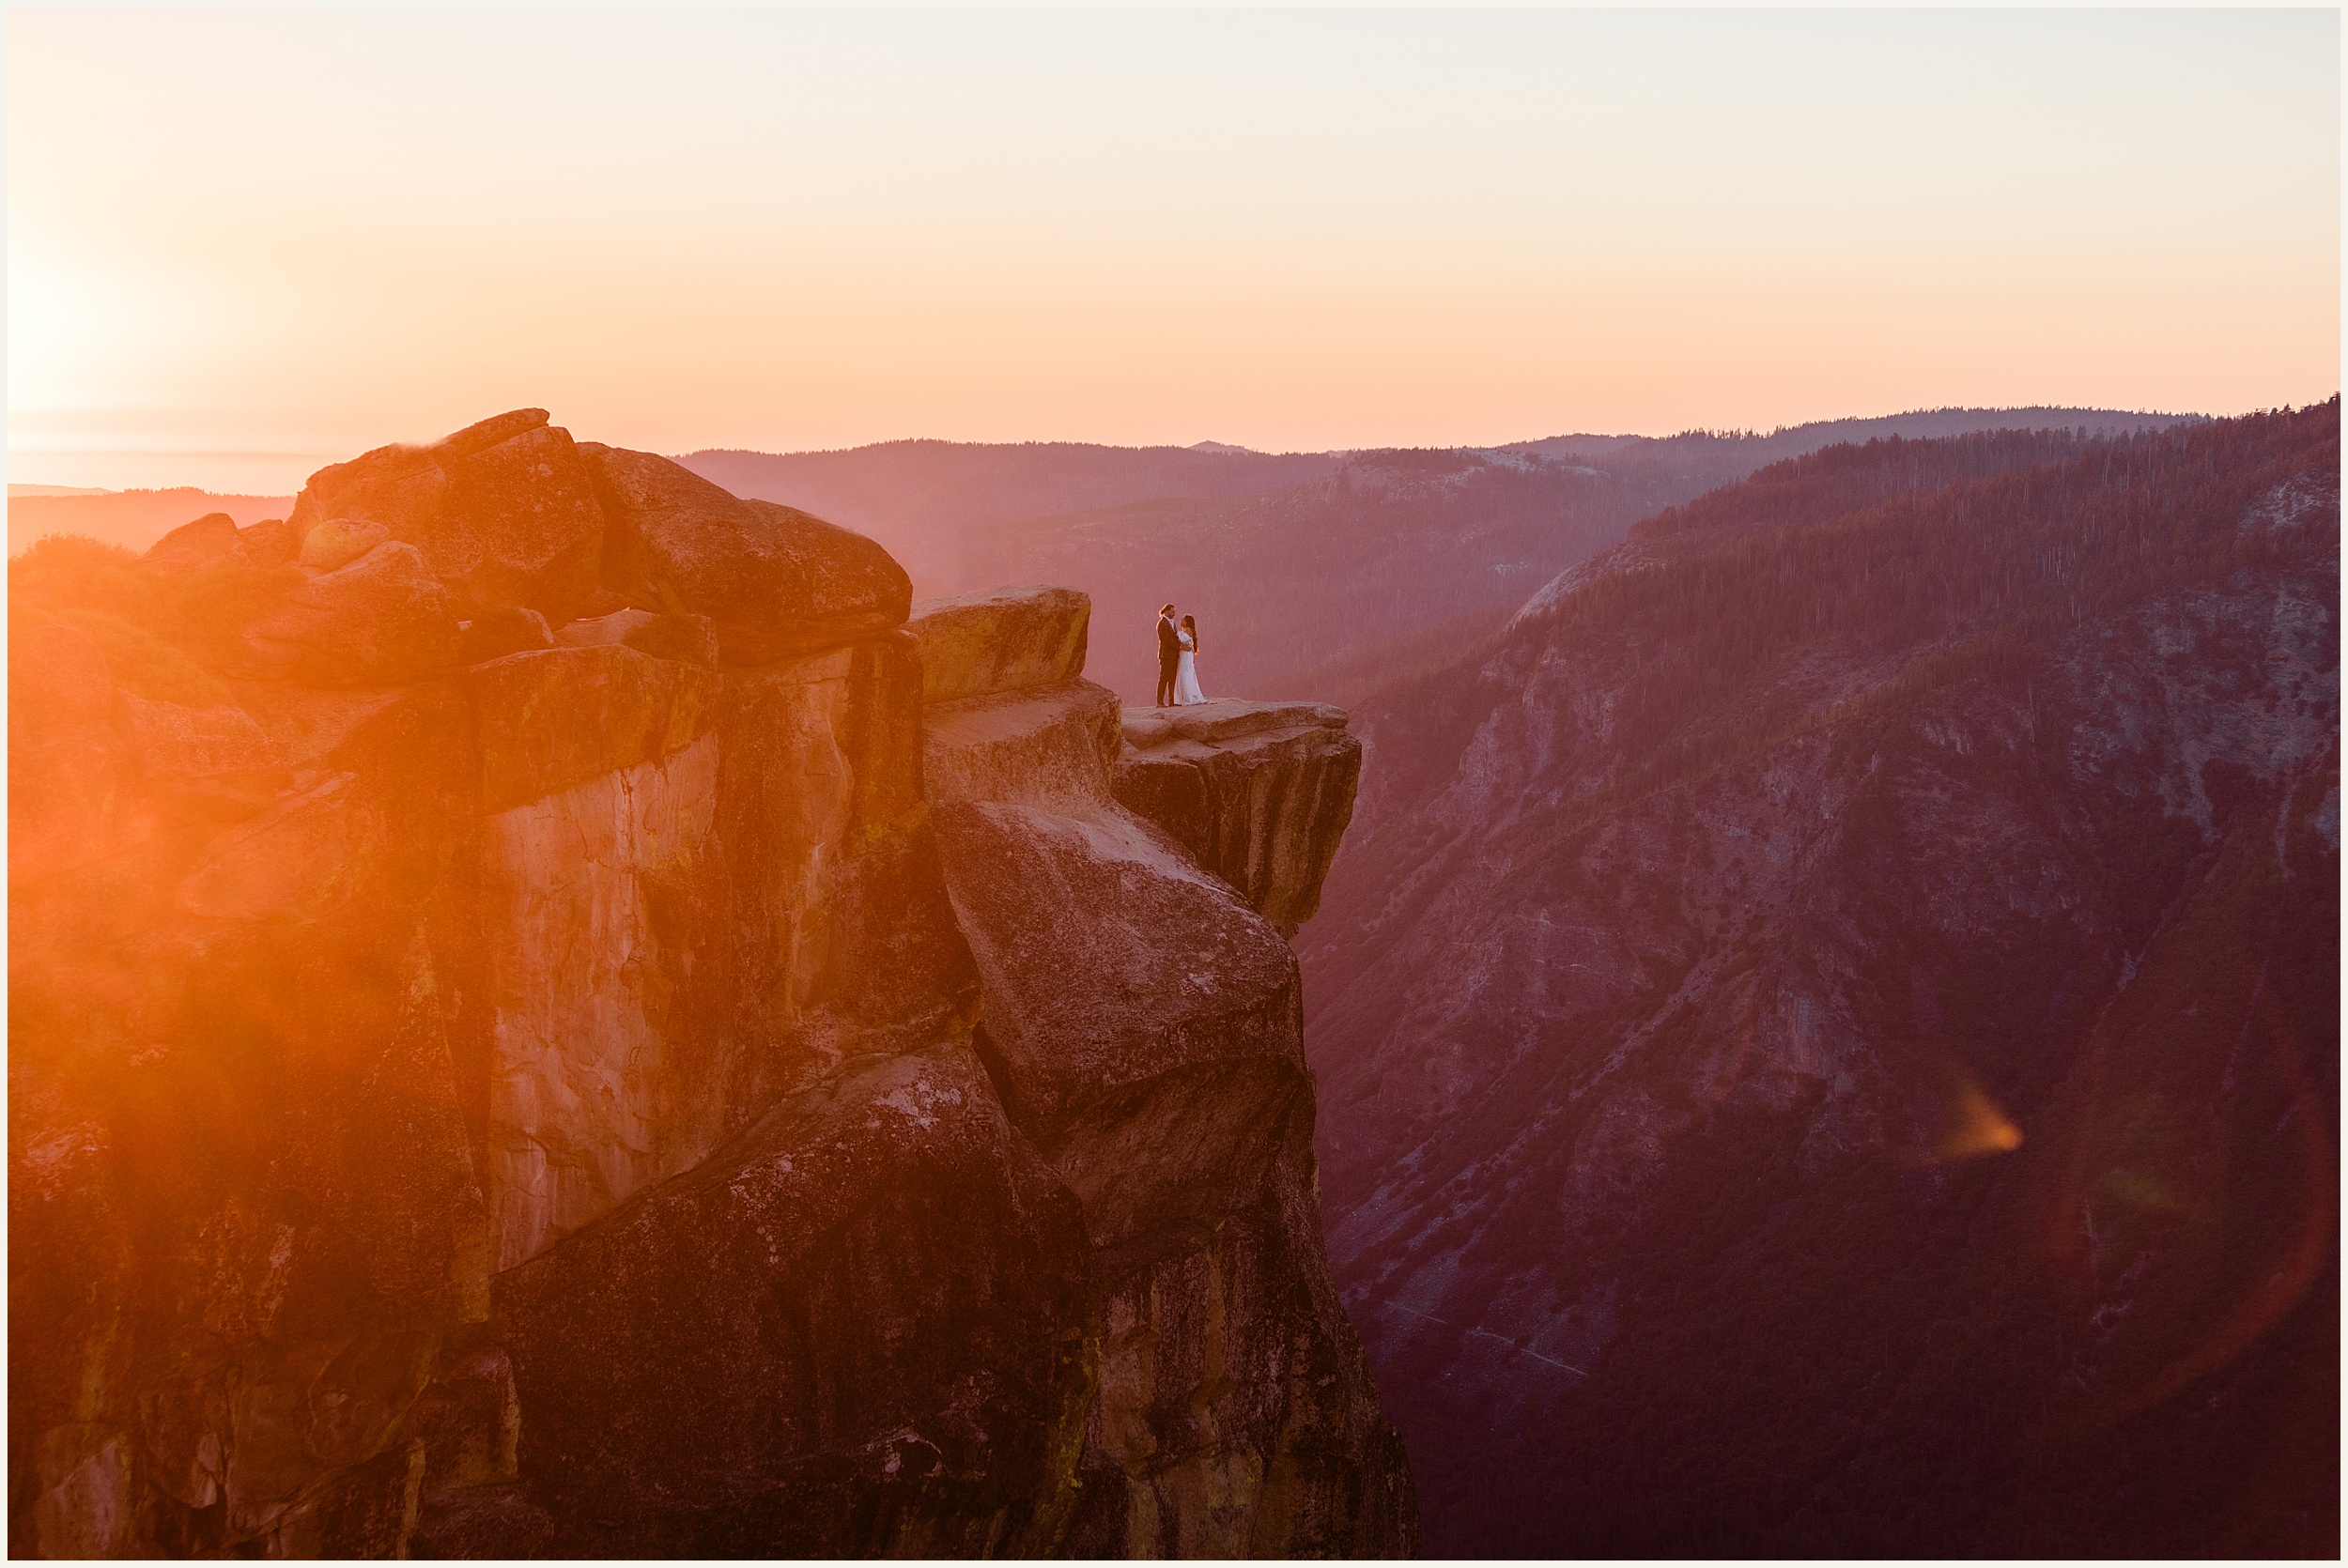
[[1181, 614, 1197, 652]]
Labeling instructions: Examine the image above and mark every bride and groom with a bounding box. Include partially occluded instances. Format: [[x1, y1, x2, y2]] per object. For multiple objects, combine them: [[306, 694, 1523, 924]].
[[1154, 604, 1208, 707]]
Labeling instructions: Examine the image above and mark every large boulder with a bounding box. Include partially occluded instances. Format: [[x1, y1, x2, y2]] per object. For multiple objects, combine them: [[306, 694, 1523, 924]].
[[237, 518, 298, 569], [584, 445, 910, 665], [932, 800, 1305, 1258], [907, 586, 1089, 703], [242, 542, 463, 687], [492, 1042, 1093, 1557], [142, 513, 244, 574], [299, 517, 390, 573], [1113, 699, 1362, 934], [286, 409, 609, 624], [921, 679, 1121, 812]]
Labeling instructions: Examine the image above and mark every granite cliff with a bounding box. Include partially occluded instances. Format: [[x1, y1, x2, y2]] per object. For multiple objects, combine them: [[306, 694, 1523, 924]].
[[8, 410, 1416, 1557]]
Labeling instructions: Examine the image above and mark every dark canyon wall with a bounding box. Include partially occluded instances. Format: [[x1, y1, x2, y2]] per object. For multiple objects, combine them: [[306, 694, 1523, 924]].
[[1302, 407, 2340, 1556]]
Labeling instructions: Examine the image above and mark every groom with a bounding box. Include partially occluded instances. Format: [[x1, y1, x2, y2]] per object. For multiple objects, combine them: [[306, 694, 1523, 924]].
[[1154, 604, 1181, 707]]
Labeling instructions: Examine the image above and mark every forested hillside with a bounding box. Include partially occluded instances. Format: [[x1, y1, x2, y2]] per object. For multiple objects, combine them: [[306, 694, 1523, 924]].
[[1299, 402, 2340, 1556]]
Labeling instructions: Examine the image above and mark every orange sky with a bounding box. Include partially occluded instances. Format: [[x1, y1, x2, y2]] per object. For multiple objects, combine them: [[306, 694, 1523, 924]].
[[9, 8, 2340, 493]]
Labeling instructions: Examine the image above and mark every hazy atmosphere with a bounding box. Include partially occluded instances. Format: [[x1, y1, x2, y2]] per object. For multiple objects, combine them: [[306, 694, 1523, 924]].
[[10, 7, 2339, 491], [8, 7, 2338, 1560]]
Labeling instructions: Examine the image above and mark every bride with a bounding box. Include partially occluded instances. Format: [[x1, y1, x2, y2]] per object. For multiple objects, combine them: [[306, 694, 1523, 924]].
[[1173, 614, 1207, 704]]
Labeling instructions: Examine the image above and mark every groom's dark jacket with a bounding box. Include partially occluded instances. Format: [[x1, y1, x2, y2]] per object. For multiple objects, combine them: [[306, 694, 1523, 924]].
[[1157, 615, 1182, 668]]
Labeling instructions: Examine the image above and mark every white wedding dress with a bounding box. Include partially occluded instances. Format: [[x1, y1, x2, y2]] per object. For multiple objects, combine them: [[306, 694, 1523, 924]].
[[1173, 631, 1207, 704]]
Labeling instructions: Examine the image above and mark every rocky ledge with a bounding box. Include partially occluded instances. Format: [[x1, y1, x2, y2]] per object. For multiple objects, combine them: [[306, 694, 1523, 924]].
[[1115, 700, 1363, 936], [8, 414, 1414, 1558]]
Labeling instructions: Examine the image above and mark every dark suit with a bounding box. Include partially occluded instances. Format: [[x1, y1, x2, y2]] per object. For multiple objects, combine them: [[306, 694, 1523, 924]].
[[1155, 615, 1182, 706]]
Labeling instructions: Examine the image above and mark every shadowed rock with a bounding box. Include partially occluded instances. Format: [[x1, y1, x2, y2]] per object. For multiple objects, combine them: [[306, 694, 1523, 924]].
[[458, 644, 718, 814], [117, 694, 287, 822], [1114, 699, 1362, 934], [619, 610, 719, 666], [238, 518, 296, 566], [585, 445, 911, 664], [494, 1042, 1092, 1558]]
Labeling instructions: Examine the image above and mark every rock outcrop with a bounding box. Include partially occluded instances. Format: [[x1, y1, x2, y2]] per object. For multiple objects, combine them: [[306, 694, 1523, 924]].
[[587, 444, 911, 665], [906, 584, 1090, 703], [1115, 701, 1363, 934], [286, 409, 609, 625], [8, 416, 1415, 1559], [910, 595, 1416, 1555]]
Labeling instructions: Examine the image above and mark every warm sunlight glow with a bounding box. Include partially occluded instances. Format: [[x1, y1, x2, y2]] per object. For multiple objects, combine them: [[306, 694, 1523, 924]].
[[9, 8, 2339, 491]]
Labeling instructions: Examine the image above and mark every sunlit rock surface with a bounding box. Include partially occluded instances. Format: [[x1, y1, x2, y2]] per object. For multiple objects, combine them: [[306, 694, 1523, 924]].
[[907, 583, 1090, 703], [585, 444, 912, 665], [243, 541, 463, 687], [286, 408, 610, 626], [8, 424, 1413, 1559]]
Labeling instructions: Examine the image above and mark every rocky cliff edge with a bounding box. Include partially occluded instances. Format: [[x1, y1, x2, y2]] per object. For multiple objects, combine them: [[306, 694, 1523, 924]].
[[8, 414, 1415, 1558]]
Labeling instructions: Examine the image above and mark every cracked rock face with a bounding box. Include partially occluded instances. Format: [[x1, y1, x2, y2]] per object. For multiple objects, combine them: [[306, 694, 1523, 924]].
[[1115, 700, 1363, 934], [493, 1042, 1095, 1559], [10, 432, 1413, 1559]]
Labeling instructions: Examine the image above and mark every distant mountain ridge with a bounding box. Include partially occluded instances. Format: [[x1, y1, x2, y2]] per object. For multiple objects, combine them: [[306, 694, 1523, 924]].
[[725, 407, 2192, 704], [1501, 404, 2192, 464], [674, 438, 1342, 592]]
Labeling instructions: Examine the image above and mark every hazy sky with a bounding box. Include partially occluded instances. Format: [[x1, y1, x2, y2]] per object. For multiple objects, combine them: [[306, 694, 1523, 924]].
[[9, 7, 2340, 492]]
